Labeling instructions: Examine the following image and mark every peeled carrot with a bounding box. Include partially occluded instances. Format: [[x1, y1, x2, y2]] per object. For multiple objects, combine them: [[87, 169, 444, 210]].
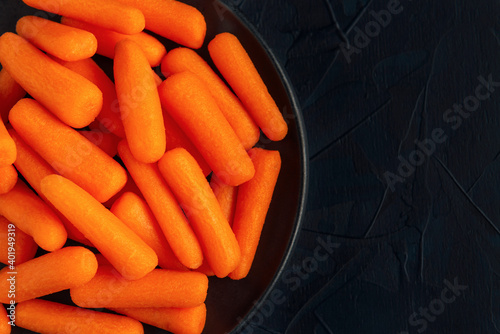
[[158, 148, 241, 278], [111, 192, 187, 271], [0, 216, 38, 266], [61, 17, 166, 67], [16, 16, 97, 62], [112, 304, 206, 334], [0, 304, 10, 334], [115, 39, 165, 164], [17, 299, 143, 334], [40, 175, 158, 280], [208, 33, 288, 141], [0, 165, 17, 195], [118, 140, 203, 269], [0, 118, 15, 166], [210, 173, 238, 227], [113, 0, 206, 49], [162, 47, 260, 150], [0, 180, 67, 252], [9, 99, 127, 203], [158, 72, 255, 186], [102, 171, 142, 209], [0, 246, 97, 303], [0, 68, 25, 124], [230, 148, 281, 280], [0, 33, 102, 128], [59, 57, 125, 138], [79, 130, 120, 157], [195, 260, 215, 277], [22, 0, 145, 35], [71, 266, 208, 308]]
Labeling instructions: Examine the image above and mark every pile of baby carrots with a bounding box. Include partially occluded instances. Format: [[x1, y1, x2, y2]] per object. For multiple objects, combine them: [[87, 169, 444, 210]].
[[0, 0, 289, 333]]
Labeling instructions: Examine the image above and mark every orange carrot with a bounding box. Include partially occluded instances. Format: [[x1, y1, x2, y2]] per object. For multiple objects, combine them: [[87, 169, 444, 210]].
[[0, 165, 17, 195], [162, 47, 260, 150], [0, 33, 102, 128], [102, 171, 142, 209], [16, 16, 97, 62], [22, 0, 145, 35], [194, 260, 214, 277], [0, 304, 10, 334], [115, 39, 165, 164], [158, 72, 255, 186], [17, 299, 143, 334], [60, 58, 125, 138], [162, 109, 211, 177], [210, 173, 238, 227], [79, 130, 120, 157], [95, 253, 111, 266], [113, 0, 206, 49], [0, 246, 97, 303], [0, 118, 15, 166], [0, 180, 67, 252], [230, 148, 281, 280], [0, 216, 38, 266], [8, 128, 91, 246], [111, 192, 187, 271], [9, 99, 127, 203], [118, 140, 203, 269], [112, 304, 206, 334], [0, 68, 25, 124], [208, 33, 288, 141], [40, 175, 158, 280], [158, 148, 241, 278], [71, 266, 208, 308]]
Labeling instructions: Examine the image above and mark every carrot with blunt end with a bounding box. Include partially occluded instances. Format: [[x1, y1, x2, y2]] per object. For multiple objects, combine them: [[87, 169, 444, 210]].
[[162, 48, 260, 150], [195, 260, 215, 277], [113, 0, 206, 49], [0, 216, 38, 266], [17, 299, 143, 334], [0, 118, 15, 167], [40, 175, 158, 280], [118, 140, 203, 269], [209, 33, 288, 141], [102, 171, 142, 209], [158, 72, 255, 186], [0, 246, 97, 303], [158, 148, 241, 278], [0, 180, 67, 252], [16, 16, 97, 62], [0, 33, 102, 128], [61, 17, 167, 67], [71, 266, 208, 308], [112, 304, 206, 334], [210, 173, 238, 227], [22, 0, 145, 35], [0, 68, 25, 124], [0, 165, 17, 194], [79, 130, 120, 157], [230, 148, 281, 280], [111, 192, 187, 271], [9, 99, 127, 203], [115, 39, 166, 164], [0, 304, 10, 334]]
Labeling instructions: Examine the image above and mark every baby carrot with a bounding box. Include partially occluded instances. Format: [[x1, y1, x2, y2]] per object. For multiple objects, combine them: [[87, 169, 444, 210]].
[[158, 72, 255, 186], [71, 266, 208, 308], [0, 180, 67, 252], [0, 68, 25, 124], [22, 0, 145, 35], [210, 173, 238, 227], [9, 98, 127, 203], [0, 33, 102, 129], [114, 39, 166, 164], [158, 148, 241, 278], [102, 171, 142, 209], [17, 299, 143, 334], [0, 165, 17, 195], [40, 175, 158, 280], [111, 192, 187, 271], [118, 140, 203, 269], [195, 260, 215, 277], [112, 304, 206, 334], [61, 17, 167, 67], [113, 0, 206, 49], [79, 130, 120, 157], [0, 304, 10, 334], [230, 148, 281, 280], [0, 246, 98, 303], [16, 16, 97, 62], [161, 48, 260, 150], [208, 33, 288, 141], [0, 216, 38, 266], [0, 118, 15, 167]]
